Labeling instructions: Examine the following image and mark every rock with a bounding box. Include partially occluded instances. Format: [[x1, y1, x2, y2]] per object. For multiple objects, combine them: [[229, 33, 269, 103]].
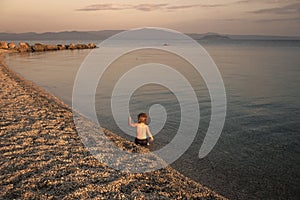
[[0, 41, 8, 49], [32, 43, 46, 52], [68, 43, 76, 50], [57, 44, 66, 50], [8, 42, 16, 49], [18, 42, 32, 52], [75, 44, 88, 49], [45, 45, 58, 51], [88, 43, 96, 49]]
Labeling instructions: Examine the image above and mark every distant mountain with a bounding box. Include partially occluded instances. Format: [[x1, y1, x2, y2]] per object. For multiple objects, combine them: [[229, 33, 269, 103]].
[[188, 32, 300, 41], [0, 30, 123, 40], [199, 34, 231, 40], [187, 32, 226, 40], [0, 30, 299, 41], [224, 34, 300, 41]]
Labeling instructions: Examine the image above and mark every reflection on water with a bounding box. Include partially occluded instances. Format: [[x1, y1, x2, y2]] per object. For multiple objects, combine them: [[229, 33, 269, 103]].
[[5, 40, 300, 199], [5, 50, 91, 105]]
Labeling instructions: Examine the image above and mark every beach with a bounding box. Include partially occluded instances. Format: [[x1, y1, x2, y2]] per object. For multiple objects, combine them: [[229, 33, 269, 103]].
[[0, 49, 226, 199]]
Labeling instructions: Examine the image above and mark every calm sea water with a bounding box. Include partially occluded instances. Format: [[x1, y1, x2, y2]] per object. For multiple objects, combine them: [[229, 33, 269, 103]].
[[5, 40, 300, 199]]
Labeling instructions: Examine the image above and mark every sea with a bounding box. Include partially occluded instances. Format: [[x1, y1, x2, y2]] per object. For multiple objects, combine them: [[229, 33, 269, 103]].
[[4, 39, 300, 199]]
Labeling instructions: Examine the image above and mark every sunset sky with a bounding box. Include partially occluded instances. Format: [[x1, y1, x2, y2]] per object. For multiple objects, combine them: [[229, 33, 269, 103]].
[[1, 0, 299, 36]]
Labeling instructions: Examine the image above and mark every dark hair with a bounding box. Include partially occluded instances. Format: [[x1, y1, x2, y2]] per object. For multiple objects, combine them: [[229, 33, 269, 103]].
[[138, 113, 148, 124]]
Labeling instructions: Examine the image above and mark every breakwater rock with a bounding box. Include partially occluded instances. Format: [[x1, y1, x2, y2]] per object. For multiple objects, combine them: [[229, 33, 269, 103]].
[[0, 41, 97, 52]]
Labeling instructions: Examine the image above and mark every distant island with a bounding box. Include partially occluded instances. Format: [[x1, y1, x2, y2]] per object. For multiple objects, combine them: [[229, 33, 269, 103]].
[[199, 34, 231, 40], [0, 30, 299, 41]]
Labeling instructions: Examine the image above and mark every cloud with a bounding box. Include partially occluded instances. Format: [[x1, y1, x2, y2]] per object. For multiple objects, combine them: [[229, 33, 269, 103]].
[[76, 4, 132, 11], [165, 4, 200, 10], [76, 3, 227, 12], [134, 4, 168, 11], [256, 17, 300, 23], [251, 2, 300, 14], [235, 0, 299, 4], [234, 0, 250, 4], [221, 18, 248, 22], [166, 4, 225, 10]]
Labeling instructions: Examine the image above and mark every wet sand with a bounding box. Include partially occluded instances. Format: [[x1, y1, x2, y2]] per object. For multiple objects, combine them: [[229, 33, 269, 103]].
[[0, 49, 226, 199]]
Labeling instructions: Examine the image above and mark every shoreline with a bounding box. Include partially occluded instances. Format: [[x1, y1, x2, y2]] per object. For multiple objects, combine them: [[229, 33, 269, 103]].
[[0, 49, 226, 199]]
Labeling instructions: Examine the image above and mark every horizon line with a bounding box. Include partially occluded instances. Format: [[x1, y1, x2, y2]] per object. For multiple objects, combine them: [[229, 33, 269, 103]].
[[1, 30, 300, 38]]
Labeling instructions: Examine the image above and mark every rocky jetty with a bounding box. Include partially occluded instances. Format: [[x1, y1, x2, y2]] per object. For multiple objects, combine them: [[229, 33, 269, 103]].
[[0, 41, 97, 52]]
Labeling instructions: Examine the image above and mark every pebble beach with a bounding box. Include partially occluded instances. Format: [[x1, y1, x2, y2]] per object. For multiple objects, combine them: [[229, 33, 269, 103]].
[[0, 49, 226, 199]]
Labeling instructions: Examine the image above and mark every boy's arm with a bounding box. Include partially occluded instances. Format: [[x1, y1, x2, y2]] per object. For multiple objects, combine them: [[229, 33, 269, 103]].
[[146, 126, 154, 141], [128, 116, 137, 127]]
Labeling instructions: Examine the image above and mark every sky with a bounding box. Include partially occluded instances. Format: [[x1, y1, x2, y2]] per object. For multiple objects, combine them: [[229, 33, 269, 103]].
[[1, 0, 300, 36]]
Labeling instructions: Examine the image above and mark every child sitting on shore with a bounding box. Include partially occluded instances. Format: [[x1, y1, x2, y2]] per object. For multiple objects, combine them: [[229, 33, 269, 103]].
[[128, 113, 154, 146]]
